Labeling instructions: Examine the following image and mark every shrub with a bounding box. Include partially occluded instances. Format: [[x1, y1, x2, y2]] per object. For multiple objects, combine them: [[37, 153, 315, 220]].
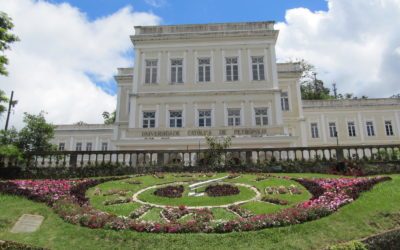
[[125, 180, 142, 185], [103, 197, 131, 206], [129, 205, 151, 219], [227, 205, 253, 218], [205, 184, 240, 197], [261, 196, 289, 205], [162, 206, 189, 222], [154, 185, 184, 198]]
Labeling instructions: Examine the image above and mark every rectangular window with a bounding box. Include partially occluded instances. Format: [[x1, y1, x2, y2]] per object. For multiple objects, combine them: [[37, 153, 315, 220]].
[[254, 108, 268, 126], [169, 110, 183, 128], [86, 142, 92, 151], [58, 142, 65, 151], [101, 142, 108, 151], [251, 56, 265, 81], [348, 121, 356, 137], [329, 122, 337, 138], [143, 111, 156, 128], [198, 58, 211, 82], [225, 57, 239, 81], [311, 123, 319, 138], [145, 59, 157, 84], [281, 92, 289, 111], [385, 121, 394, 136], [227, 108, 241, 126], [366, 121, 375, 136], [198, 109, 212, 127], [76, 142, 82, 151], [170, 59, 183, 84]]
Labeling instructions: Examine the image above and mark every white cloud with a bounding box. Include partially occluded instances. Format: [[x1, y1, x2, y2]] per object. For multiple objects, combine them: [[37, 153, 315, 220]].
[[276, 0, 400, 98], [145, 0, 166, 8], [0, 0, 161, 129]]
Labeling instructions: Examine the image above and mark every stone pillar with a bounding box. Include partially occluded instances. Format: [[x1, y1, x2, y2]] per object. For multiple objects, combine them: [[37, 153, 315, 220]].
[[157, 153, 164, 166]]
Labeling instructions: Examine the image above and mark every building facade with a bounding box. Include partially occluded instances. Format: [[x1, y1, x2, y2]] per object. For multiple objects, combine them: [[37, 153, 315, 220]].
[[52, 21, 400, 151]]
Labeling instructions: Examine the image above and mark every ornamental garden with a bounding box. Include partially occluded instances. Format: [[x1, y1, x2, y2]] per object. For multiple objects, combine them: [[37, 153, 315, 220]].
[[0, 172, 391, 235]]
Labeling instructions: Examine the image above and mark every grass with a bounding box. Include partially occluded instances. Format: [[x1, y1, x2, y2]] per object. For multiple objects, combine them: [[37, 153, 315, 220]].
[[241, 201, 285, 215], [140, 207, 164, 222], [211, 208, 238, 220], [0, 173, 399, 249]]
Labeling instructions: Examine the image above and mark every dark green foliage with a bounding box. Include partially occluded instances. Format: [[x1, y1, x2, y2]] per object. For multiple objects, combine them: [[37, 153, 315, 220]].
[[0, 11, 19, 76], [17, 112, 55, 152], [0, 90, 8, 114], [102, 110, 116, 125], [202, 135, 232, 167], [0, 239, 48, 250]]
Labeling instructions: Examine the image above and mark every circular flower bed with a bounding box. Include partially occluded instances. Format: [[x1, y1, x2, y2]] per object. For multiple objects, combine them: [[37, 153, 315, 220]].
[[154, 185, 184, 198], [0, 175, 391, 234], [205, 184, 240, 197]]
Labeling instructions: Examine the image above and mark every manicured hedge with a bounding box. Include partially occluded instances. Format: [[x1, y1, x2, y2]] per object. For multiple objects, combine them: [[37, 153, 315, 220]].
[[1, 161, 399, 180]]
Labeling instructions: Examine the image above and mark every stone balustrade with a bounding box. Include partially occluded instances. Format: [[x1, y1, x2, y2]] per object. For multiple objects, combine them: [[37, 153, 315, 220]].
[[1, 144, 399, 168]]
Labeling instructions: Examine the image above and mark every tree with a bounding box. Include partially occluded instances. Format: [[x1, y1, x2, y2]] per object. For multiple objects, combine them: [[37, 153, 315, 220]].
[[17, 112, 55, 152], [74, 121, 87, 125], [0, 11, 19, 76], [102, 110, 116, 125], [293, 59, 365, 100], [0, 90, 8, 115], [296, 59, 333, 100], [203, 136, 232, 167]]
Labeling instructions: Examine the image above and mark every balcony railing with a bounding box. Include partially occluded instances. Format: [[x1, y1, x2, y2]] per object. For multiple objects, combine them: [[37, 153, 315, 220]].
[[1, 144, 400, 168]]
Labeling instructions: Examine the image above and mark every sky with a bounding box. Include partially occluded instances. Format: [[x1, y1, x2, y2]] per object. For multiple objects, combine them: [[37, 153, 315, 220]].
[[1, 0, 400, 128]]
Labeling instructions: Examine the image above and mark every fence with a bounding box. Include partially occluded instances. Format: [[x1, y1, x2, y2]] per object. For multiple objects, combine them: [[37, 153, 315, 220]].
[[1, 144, 400, 168]]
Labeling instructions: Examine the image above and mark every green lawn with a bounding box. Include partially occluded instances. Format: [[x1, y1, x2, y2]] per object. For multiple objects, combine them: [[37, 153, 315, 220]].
[[0, 174, 399, 249]]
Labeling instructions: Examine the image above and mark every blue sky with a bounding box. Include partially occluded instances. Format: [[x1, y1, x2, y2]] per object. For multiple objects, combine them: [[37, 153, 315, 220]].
[[50, 0, 328, 24], [47, 0, 328, 94]]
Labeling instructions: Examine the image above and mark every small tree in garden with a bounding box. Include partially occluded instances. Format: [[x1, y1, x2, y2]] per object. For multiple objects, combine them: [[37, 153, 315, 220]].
[[17, 111, 55, 152], [203, 135, 232, 167]]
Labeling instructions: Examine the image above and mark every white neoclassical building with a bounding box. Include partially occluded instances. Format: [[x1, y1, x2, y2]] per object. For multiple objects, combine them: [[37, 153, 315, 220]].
[[52, 21, 400, 151]]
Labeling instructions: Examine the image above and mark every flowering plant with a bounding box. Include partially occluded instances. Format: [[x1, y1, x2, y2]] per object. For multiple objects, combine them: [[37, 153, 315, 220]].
[[205, 184, 240, 197], [154, 185, 184, 198]]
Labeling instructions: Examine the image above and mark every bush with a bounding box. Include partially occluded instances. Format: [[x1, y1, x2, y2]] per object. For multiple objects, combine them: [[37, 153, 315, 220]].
[[0, 144, 23, 164], [154, 185, 184, 198], [261, 196, 289, 205], [205, 184, 240, 197]]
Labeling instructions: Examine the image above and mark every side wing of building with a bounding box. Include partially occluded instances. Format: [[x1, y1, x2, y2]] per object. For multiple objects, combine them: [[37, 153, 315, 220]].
[[303, 99, 400, 146]]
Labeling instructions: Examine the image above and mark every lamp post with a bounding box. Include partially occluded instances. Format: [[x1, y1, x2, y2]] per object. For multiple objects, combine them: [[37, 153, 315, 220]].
[[4, 91, 18, 131]]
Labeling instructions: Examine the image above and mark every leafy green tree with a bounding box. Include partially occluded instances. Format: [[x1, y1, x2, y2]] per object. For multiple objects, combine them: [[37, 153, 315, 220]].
[[0, 127, 18, 145], [294, 59, 364, 100], [297, 59, 333, 100], [0, 90, 8, 115], [203, 136, 232, 167], [0, 11, 19, 76], [102, 110, 116, 124], [17, 112, 55, 152]]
